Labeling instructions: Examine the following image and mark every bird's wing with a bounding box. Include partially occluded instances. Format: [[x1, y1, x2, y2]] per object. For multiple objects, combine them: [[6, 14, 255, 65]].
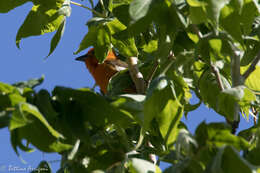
[[104, 59, 128, 72]]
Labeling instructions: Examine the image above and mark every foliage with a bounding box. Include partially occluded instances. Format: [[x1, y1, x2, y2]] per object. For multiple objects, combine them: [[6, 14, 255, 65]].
[[2, 0, 260, 172]]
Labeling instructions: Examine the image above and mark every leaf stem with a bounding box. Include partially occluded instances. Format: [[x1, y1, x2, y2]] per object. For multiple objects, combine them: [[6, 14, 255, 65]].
[[242, 50, 260, 80], [70, 1, 105, 17]]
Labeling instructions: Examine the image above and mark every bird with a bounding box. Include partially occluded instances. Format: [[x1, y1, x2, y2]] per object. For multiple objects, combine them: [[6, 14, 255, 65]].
[[75, 48, 129, 94]]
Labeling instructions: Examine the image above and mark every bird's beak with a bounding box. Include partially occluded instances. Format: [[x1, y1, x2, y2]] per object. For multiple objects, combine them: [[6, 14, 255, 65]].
[[75, 55, 87, 62]]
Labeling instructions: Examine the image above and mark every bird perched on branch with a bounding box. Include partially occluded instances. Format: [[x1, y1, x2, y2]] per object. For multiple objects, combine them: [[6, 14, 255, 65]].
[[75, 48, 129, 94]]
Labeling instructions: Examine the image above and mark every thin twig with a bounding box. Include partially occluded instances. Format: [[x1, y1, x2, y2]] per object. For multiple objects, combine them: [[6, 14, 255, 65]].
[[242, 50, 260, 79], [210, 64, 224, 91], [68, 139, 81, 160], [161, 51, 175, 75], [191, 24, 203, 39], [146, 60, 159, 87], [127, 57, 146, 94], [70, 1, 105, 17]]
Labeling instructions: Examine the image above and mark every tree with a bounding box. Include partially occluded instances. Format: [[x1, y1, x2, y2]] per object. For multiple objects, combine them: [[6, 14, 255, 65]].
[[1, 0, 260, 172]]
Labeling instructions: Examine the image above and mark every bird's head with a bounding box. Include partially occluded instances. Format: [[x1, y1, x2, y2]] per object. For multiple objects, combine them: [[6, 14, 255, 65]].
[[75, 48, 96, 62], [75, 48, 98, 73]]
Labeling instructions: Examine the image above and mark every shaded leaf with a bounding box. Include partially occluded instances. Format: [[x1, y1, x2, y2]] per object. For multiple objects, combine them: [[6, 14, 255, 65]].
[[47, 18, 66, 57], [16, 4, 64, 48], [129, 0, 153, 22]]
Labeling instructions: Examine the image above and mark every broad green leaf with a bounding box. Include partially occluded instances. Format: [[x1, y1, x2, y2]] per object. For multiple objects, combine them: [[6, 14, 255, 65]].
[[220, 4, 243, 44], [240, 0, 259, 35], [111, 31, 138, 57], [95, 26, 111, 61], [156, 31, 174, 62], [205, 0, 230, 27], [241, 37, 260, 66], [129, 0, 153, 22], [242, 66, 260, 91], [16, 4, 65, 48], [106, 18, 127, 35], [110, 94, 145, 125], [9, 103, 63, 138], [113, 4, 131, 26], [106, 19, 138, 57], [195, 122, 249, 150], [74, 26, 97, 54], [144, 76, 183, 146], [0, 0, 29, 13], [189, 6, 207, 24], [52, 87, 134, 128], [13, 75, 44, 89], [211, 146, 254, 173], [142, 40, 158, 53], [47, 18, 66, 57], [34, 90, 58, 120]]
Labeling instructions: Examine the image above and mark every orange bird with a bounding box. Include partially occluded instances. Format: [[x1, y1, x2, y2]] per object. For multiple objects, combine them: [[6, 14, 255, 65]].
[[76, 48, 128, 94]]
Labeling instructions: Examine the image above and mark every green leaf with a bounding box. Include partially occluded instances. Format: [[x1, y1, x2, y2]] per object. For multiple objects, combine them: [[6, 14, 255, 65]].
[[35, 90, 58, 120], [111, 30, 138, 57], [13, 75, 44, 89], [240, 0, 259, 35], [52, 87, 134, 128], [74, 26, 97, 54], [16, 4, 65, 48], [211, 146, 255, 173], [31, 161, 51, 173], [95, 26, 111, 62], [9, 103, 63, 139], [0, 111, 10, 129], [206, 0, 230, 27], [144, 76, 183, 146], [106, 18, 127, 35], [164, 159, 204, 173], [113, 4, 131, 26], [0, 0, 29, 13], [195, 122, 249, 150], [242, 66, 260, 92], [141, 40, 158, 53], [129, 0, 153, 22], [189, 6, 207, 24], [186, 0, 207, 7], [220, 4, 243, 44], [110, 94, 145, 125], [106, 19, 138, 57], [47, 18, 66, 57]]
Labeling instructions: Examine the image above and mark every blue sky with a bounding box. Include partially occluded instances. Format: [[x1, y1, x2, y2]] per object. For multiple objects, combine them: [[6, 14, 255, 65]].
[[0, 1, 255, 172]]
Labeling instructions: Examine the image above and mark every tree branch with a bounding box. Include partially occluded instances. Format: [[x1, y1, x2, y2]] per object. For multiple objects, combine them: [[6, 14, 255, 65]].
[[70, 1, 106, 17], [242, 50, 260, 80], [210, 64, 224, 91], [127, 57, 146, 94], [229, 42, 241, 133]]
